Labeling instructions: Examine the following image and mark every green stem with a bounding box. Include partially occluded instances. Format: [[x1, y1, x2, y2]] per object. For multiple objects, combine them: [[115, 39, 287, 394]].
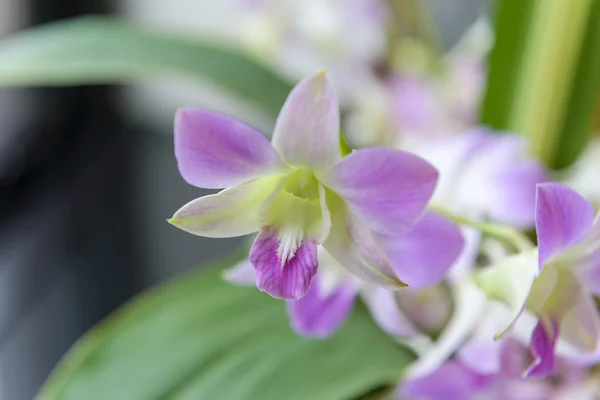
[[429, 205, 534, 252]]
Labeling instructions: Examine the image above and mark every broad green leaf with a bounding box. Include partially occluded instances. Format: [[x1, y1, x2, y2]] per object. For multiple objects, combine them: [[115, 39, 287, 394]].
[[37, 258, 414, 400], [0, 16, 293, 118], [481, 0, 600, 170]]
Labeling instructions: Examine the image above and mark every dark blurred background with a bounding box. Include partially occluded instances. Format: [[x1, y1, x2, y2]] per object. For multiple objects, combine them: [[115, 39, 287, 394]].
[[0, 0, 484, 398]]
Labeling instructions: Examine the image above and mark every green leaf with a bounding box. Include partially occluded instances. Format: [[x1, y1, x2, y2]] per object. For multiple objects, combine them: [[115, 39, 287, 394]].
[[480, 0, 535, 129], [37, 258, 414, 400], [481, 0, 600, 170], [552, 1, 600, 169], [0, 16, 293, 118]]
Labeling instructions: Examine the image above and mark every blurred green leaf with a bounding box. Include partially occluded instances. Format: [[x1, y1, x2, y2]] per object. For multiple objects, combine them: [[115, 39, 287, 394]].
[[0, 16, 292, 118], [553, 1, 600, 169], [481, 0, 600, 170], [480, 0, 535, 129], [37, 258, 414, 400]]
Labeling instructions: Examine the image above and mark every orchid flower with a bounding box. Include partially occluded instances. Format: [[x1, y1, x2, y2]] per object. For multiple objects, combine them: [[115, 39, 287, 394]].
[[400, 340, 590, 400], [226, 212, 463, 338], [477, 183, 600, 378], [169, 70, 438, 301]]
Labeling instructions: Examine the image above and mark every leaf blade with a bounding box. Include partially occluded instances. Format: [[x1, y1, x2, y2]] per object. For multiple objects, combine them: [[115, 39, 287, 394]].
[[37, 258, 414, 400], [0, 16, 293, 118]]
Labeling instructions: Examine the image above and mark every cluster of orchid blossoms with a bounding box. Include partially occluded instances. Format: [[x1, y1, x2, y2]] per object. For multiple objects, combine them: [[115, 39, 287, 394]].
[[169, 70, 600, 399], [237, 0, 490, 149], [165, 1, 600, 398]]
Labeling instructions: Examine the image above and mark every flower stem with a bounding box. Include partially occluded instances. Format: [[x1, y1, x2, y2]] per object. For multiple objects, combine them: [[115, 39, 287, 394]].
[[428, 205, 534, 252]]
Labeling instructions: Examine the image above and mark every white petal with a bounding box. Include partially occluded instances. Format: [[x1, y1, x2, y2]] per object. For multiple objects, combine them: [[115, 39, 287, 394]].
[[474, 249, 539, 338], [272, 70, 341, 169], [169, 177, 278, 238], [405, 278, 487, 379]]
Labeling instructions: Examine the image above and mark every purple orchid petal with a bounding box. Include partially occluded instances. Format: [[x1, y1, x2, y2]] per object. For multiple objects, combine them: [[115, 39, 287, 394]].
[[499, 339, 531, 379], [175, 108, 287, 189], [361, 286, 419, 338], [524, 320, 559, 378], [458, 339, 503, 376], [391, 75, 444, 136], [536, 183, 595, 271], [489, 160, 547, 229], [322, 193, 404, 288], [319, 147, 438, 235], [169, 178, 277, 238], [272, 71, 340, 170], [286, 274, 357, 338], [456, 303, 516, 375], [223, 259, 256, 286], [376, 212, 464, 288], [460, 134, 545, 229], [250, 229, 318, 300], [416, 129, 507, 197], [415, 129, 484, 194], [420, 129, 546, 228], [401, 361, 490, 400]]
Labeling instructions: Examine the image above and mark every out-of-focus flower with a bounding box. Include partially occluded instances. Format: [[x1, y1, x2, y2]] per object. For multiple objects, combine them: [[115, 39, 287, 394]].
[[225, 212, 463, 338], [418, 128, 547, 228], [342, 76, 398, 149], [477, 183, 600, 378], [384, 17, 492, 143], [339, 17, 493, 150], [560, 138, 600, 208], [343, 63, 488, 150], [410, 128, 546, 288], [169, 71, 438, 300], [399, 340, 591, 400], [389, 58, 485, 140], [239, 0, 389, 99], [389, 73, 453, 139], [392, 130, 546, 379]]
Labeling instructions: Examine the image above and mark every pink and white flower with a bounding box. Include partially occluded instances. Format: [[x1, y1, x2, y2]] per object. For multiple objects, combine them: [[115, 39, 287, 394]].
[[170, 70, 439, 300], [400, 340, 591, 400], [477, 183, 600, 378]]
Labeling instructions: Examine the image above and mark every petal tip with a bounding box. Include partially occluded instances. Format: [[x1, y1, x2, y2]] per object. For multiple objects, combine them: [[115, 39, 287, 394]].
[[166, 217, 178, 226], [304, 68, 335, 96], [256, 282, 305, 301], [173, 107, 196, 130], [166, 217, 189, 232], [393, 280, 409, 289]]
